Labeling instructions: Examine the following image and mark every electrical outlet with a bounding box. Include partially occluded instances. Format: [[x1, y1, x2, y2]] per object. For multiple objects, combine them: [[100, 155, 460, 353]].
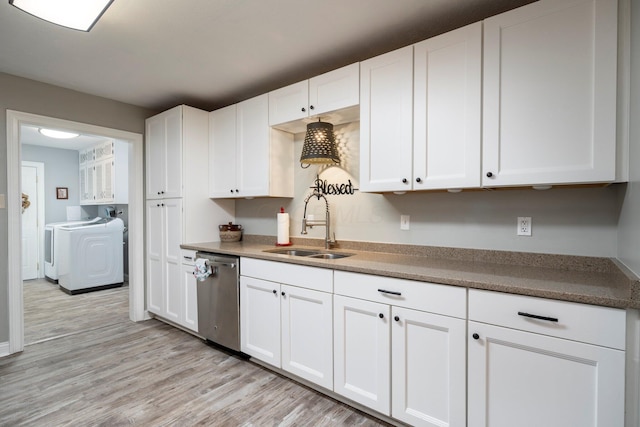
[[400, 215, 410, 230], [517, 217, 532, 236]]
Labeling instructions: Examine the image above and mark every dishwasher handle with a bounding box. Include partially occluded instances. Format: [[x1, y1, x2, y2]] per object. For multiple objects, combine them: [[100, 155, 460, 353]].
[[208, 261, 236, 269]]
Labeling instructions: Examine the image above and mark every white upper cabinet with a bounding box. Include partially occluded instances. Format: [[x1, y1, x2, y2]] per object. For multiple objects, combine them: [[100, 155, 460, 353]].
[[79, 141, 128, 205], [269, 63, 360, 133], [413, 22, 482, 191], [145, 105, 186, 199], [482, 0, 618, 187], [361, 22, 482, 193], [360, 46, 414, 193], [208, 104, 238, 198], [209, 94, 293, 199]]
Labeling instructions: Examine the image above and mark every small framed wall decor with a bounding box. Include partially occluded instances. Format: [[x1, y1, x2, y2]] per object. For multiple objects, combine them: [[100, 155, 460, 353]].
[[56, 187, 68, 200]]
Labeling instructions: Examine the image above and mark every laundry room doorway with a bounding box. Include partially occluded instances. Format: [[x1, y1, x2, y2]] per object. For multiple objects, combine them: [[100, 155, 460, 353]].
[[7, 110, 146, 355], [20, 161, 44, 281]]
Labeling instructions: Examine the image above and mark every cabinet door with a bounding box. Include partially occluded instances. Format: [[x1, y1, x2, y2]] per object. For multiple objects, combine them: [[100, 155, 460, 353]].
[[360, 46, 414, 193], [240, 276, 281, 367], [94, 159, 114, 203], [145, 107, 183, 199], [281, 284, 333, 390], [208, 104, 238, 198], [146, 200, 164, 315], [269, 80, 309, 126], [145, 112, 166, 199], [391, 307, 466, 427], [309, 62, 359, 116], [468, 321, 625, 427], [181, 262, 198, 332], [163, 108, 183, 198], [482, 0, 618, 187], [413, 22, 482, 190], [334, 295, 390, 415], [236, 94, 270, 197], [163, 198, 183, 324]]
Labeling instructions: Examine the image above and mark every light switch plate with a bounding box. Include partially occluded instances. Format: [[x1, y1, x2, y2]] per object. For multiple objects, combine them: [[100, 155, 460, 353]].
[[400, 215, 410, 230]]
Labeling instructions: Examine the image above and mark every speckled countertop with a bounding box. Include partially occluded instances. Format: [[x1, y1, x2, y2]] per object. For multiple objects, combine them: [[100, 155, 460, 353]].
[[182, 235, 640, 310]]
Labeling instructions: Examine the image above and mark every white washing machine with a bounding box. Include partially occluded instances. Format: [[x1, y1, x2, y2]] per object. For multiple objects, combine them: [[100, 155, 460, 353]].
[[57, 218, 124, 294], [44, 217, 101, 282]]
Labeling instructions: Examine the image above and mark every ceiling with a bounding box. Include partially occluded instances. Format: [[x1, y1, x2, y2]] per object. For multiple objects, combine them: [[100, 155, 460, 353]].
[[0, 0, 534, 113], [20, 125, 111, 150]]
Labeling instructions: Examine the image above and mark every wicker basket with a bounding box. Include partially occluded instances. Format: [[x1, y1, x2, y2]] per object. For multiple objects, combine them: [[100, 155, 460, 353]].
[[219, 222, 242, 242]]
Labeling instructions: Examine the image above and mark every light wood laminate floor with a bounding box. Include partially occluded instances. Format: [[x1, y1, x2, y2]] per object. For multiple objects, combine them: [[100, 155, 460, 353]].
[[1, 280, 390, 426]]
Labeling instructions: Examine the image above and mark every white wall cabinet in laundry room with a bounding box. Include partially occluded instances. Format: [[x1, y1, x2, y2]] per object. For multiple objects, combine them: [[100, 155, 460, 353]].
[[482, 0, 619, 187], [209, 94, 294, 199], [79, 147, 95, 204], [79, 140, 129, 205]]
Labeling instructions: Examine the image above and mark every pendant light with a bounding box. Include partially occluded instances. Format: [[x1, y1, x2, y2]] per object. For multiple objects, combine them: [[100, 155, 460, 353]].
[[300, 119, 340, 168], [9, 0, 114, 32]]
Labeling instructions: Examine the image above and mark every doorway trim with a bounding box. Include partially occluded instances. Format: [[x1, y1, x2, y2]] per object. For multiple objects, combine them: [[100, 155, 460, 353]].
[[7, 110, 147, 355], [21, 161, 45, 279]]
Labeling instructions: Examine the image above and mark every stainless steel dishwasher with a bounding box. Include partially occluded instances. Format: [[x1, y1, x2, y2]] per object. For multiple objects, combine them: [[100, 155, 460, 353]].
[[195, 252, 240, 352]]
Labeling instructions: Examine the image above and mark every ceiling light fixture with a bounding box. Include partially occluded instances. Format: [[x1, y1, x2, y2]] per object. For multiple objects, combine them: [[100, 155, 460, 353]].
[[39, 128, 80, 139], [300, 120, 340, 168], [9, 0, 114, 32]]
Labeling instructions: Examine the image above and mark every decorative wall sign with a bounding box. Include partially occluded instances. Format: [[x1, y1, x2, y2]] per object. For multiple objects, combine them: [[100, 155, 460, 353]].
[[310, 175, 357, 197], [56, 187, 68, 200]]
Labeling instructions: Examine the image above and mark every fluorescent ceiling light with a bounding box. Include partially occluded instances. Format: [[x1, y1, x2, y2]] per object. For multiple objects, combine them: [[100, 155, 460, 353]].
[[9, 0, 114, 32], [39, 128, 80, 139]]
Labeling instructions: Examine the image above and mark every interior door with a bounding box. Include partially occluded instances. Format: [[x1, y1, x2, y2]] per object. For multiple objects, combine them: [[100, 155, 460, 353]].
[[21, 162, 41, 280]]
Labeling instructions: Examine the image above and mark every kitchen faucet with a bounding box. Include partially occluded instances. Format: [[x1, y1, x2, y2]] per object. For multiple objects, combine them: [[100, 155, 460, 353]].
[[301, 189, 335, 249]]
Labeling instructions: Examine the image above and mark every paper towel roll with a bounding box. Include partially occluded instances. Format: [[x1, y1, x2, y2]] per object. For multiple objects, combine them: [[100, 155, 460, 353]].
[[277, 212, 290, 245]]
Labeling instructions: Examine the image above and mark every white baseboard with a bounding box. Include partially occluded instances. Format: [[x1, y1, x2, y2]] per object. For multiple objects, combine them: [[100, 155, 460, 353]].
[[0, 341, 10, 358]]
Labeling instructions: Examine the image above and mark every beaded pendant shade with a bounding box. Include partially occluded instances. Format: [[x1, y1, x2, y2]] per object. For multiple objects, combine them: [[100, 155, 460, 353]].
[[300, 120, 340, 168]]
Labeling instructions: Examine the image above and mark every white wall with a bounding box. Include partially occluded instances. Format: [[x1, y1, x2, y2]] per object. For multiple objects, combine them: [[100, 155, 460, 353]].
[[236, 122, 624, 257], [618, 0, 640, 277], [0, 72, 153, 345], [21, 144, 83, 224]]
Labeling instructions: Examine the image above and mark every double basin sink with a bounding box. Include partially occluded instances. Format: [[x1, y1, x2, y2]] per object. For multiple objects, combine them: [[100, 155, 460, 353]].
[[264, 248, 354, 260]]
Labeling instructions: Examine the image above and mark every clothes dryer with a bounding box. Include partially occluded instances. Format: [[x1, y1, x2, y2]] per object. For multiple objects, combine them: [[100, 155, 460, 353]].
[[57, 218, 124, 294]]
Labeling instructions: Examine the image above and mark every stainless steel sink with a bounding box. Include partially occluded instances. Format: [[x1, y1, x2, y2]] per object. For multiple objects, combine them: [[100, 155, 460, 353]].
[[307, 252, 352, 260], [265, 249, 318, 257], [264, 248, 354, 259]]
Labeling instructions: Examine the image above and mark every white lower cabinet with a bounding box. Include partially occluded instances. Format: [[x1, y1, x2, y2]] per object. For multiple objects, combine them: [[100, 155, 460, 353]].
[[392, 306, 466, 427], [333, 295, 391, 414], [240, 276, 281, 366], [180, 250, 198, 332], [146, 199, 183, 326], [240, 258, 333, 389], [468, 289, 626, 427], [333, 271, 467, 426], [147, 201, 215, 332]]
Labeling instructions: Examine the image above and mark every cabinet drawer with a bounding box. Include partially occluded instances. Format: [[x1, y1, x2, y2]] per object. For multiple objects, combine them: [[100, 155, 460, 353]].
[[241, 257, 332, 293], [334, 271, 466, 319], [469, 289, 625, 350], [181, 250, 197, 265]]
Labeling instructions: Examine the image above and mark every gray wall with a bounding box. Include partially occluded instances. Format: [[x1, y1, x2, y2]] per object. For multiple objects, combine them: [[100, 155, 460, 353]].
[[21, 144, 82, 225], [236, 124, 625, 258], [0, 72, 154, 344], [618, 0, 640, 277]]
